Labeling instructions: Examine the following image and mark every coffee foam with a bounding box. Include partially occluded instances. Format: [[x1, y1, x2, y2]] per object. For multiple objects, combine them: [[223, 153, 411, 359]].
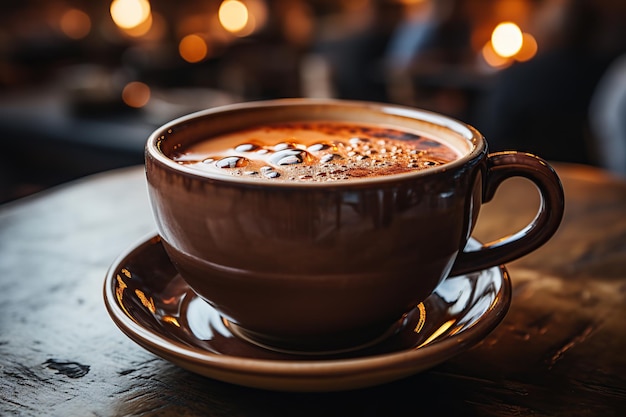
[[172, 121, 461, 182]]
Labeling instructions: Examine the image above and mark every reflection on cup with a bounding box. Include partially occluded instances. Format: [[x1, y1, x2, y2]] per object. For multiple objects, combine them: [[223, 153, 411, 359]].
[[145, 99, 564, 353]]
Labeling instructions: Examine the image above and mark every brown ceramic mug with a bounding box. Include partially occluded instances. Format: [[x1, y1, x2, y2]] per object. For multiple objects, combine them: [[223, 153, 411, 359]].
[[145, 99, 564, 353]]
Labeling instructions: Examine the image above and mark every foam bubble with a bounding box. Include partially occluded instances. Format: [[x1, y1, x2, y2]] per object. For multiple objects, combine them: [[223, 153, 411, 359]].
[[172, 122, 458, 182]]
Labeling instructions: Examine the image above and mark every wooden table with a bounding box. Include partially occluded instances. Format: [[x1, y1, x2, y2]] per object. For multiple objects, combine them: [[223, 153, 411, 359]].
[[1, 163, 625, 416]]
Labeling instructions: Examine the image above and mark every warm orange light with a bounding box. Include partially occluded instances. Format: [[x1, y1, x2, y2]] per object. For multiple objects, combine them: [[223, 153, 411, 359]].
[[396, 0, 428, 4], [122, 12, 153, 37], [491, 22, 523, 58], [281, 0, 313, 47], [417, 319, 456, 348], [162, 316, 181, 327], [246, 0, 268, 30], [133, 12, 167, 41], [179, 34, 209, 63], [60, 9, 91, 39], [515, 32, 538, 62], [134, 289, 156, 313], [122, 81, 151, 108], [218, 0, 249, 33], [482, 41, 512, 69], [110, 0, 151, 29]]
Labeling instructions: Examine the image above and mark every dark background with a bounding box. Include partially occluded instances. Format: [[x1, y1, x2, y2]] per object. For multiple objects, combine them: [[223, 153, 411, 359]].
[[1, 0, 625, 203]]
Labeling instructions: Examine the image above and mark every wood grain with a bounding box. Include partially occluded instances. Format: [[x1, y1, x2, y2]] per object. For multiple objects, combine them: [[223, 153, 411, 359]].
[[1, 163, 625, 416]]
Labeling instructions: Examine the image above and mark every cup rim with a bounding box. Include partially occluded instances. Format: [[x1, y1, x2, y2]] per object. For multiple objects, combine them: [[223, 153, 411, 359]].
[[146, 98, 486, 187]]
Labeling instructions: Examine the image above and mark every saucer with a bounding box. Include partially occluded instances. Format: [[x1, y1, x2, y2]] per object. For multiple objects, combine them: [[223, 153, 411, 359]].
[[103, 234, 511, 392]]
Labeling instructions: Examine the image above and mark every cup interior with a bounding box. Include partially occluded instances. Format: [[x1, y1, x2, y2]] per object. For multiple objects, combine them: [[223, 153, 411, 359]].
[[147, 99, 483, 185], [144, 99, 489, 352]]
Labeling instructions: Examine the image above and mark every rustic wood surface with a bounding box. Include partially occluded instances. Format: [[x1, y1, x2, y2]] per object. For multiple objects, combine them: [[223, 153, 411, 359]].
[[1, 163, 625, 416]]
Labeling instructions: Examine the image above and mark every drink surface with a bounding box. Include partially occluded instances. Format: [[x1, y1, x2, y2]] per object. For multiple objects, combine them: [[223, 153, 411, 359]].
[[172, 121, 461, 182]]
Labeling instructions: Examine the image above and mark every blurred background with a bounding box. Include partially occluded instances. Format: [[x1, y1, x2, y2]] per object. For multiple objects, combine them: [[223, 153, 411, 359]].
[[1, 0, 625, 203]]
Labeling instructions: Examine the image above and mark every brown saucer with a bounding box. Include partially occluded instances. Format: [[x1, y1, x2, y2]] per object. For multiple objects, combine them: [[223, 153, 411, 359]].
[[103, 235, 511, 392]]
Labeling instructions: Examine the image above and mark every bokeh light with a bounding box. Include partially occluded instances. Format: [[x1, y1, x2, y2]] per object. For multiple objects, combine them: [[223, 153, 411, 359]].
[[110, 0, 151, 30], [122, 11, 153, 37], [482, 41, 512, 68], [280, 0, 313, 47], [246, 0, 268, 30], [482, 24, 538, 68], [218, 0, 249, 33], [515, 32, 538, 62], [60, 9, 91, 40], [179, 34, 209, 63], [491, 22, 524, 58], [122, 81, 151, 108]]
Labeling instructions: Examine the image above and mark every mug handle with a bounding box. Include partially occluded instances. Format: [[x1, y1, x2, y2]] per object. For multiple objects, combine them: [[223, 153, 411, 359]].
[[450, 151, 565, 276]]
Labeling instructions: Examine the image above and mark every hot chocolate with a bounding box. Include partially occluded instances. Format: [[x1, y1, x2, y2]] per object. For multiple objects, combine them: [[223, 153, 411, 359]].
[[171, 121, 461, 182]]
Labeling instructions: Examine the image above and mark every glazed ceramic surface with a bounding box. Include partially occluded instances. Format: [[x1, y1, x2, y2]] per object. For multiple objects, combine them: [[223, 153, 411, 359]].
[[104, 234, 511, 392], [145, 99, 562, 351]]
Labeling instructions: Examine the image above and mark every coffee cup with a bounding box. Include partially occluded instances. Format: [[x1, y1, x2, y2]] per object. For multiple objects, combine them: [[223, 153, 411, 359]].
[[145, 99, 564, 353]]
